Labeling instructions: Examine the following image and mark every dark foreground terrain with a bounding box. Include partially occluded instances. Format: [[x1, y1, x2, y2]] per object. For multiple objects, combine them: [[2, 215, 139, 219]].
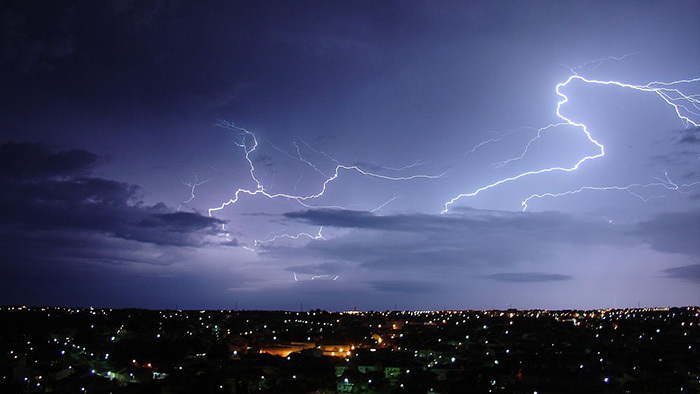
[[0, 306, 697, 393]]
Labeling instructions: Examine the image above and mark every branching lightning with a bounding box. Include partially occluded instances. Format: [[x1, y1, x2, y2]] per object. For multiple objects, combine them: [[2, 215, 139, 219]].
[[293, 272, 338, 282], [310, 275, 338, 281], [564, 52, 639, 74], [443, 72, 700, 214], [293, 141, 330, 178], [177, 174, 209, 211], [209, 121, 444, 216], [299, 138, 341, 165], [463, 131, 513, 158], [207, 121, 444, 249], [201, 57, 697, 258], [490, 123, 568, 169], [254, 226, 325, 247], [268, 140, 329, 178], [521, 172, 700, 211]]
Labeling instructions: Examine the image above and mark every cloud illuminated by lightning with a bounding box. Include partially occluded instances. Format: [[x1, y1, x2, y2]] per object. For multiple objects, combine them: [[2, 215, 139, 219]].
[[443, 73, 700, 214]]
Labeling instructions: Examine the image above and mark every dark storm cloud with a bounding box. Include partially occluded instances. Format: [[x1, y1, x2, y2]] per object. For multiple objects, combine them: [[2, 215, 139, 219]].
[[678, 128, 700, 145], [284, 209, 400, 230], [283, 209, 492, 233], [272, 208, 631, 272], [483, 273, 573, 283], [0, 142, 98, 179], [276, 208, 700, 276], [662, 264, 700, 283], [0, 142, 225, 266], [633, 210, 700, 256], [284, 208, 623, 242], [140, 212, 223, 233]]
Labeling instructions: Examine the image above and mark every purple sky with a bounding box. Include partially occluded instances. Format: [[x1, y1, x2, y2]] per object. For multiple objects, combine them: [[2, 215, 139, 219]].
[[1, 1, 699, 310]]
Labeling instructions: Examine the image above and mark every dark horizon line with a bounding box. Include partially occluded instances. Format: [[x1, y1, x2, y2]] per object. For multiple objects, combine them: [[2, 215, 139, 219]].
[[2, 304, 697, 313]]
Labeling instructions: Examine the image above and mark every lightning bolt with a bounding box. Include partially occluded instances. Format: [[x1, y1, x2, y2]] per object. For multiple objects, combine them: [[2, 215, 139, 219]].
[[177, 174, 209, 211], [370, 195, 400, 213], [208, 121, 444, 247], [463, 127, 527, 158], [564, 52, 640, 74], [293, 172, 303, 191], [254, 194, 399, 248], [521, 172, 700, 211], [292, 273, 339, 282], [255, 226, 325, 247], [294, 141, 330, 178], [442, 73, 700, 214], [299, 139, 431, 176], [208, 121, 443, 215], [490, 122, 568, 169], [268, 140, 329, 178], [299, 138, 341, 165]]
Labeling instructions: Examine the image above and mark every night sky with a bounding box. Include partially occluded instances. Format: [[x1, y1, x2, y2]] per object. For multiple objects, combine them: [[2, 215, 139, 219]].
[[1, 1, 699, 310]]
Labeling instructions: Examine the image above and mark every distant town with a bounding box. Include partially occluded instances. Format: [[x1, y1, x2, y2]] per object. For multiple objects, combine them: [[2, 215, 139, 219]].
[[0, 306, 697, 393]]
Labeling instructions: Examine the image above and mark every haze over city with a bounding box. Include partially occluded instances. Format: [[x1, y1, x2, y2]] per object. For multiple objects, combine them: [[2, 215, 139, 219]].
[[1, 1, 699, 310]]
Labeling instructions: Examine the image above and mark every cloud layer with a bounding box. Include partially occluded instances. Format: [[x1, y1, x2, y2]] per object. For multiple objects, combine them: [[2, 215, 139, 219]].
[[276, 208, 631, 271], [0, 142, 225, 268]]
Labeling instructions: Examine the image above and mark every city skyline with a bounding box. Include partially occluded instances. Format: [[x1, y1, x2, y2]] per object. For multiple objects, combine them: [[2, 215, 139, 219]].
[[1, 1, 699, 310]]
